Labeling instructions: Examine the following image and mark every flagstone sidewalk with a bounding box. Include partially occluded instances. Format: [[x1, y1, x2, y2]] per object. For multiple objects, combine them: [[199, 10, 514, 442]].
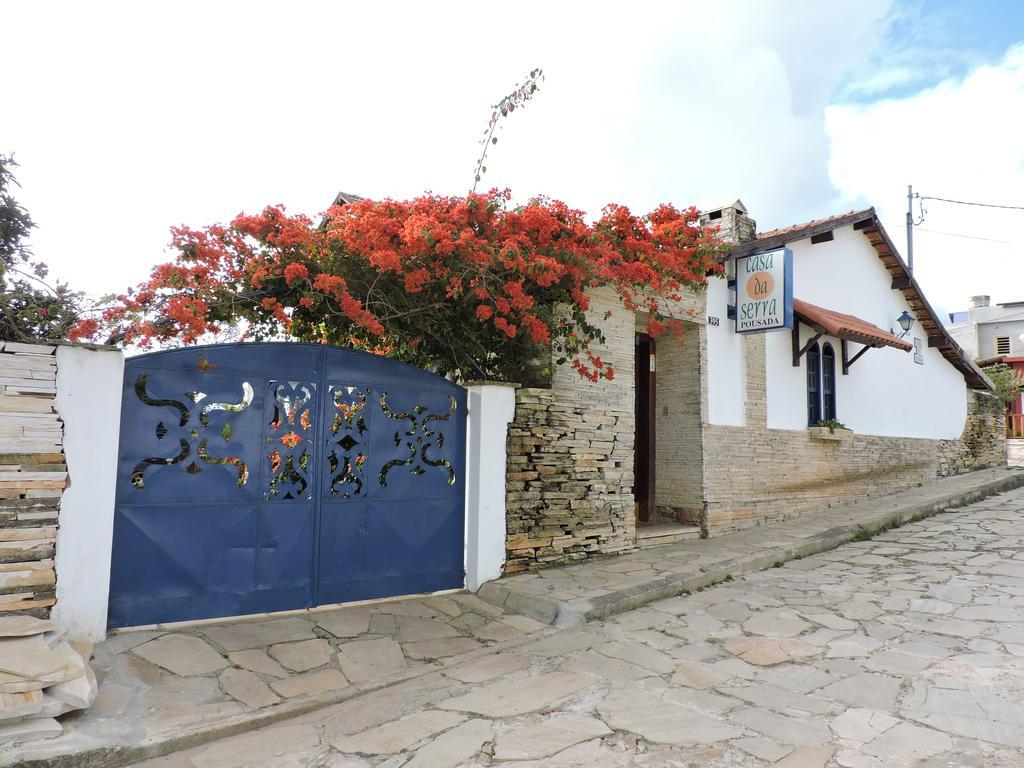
[[478, 466, 1024, 626], [4, 465, 1022, 767], [2, 591, 552, 766]]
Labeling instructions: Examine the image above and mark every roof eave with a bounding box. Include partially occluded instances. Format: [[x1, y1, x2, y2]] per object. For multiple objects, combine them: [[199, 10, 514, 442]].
[[858, 216, 993, 391]]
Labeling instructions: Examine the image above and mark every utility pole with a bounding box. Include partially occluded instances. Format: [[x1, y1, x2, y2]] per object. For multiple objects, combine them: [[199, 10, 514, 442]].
[[906, 184, 914, 274]]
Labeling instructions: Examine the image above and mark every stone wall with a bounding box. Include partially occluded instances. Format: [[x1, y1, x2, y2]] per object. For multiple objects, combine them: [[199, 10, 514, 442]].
[[0, 347, 98, 740], [937, 390, 1007, 476], [0, 342, 66, 617], [504, 387, 635, 572], [702, 425, 940, 535], [504, 289, 636, 572]]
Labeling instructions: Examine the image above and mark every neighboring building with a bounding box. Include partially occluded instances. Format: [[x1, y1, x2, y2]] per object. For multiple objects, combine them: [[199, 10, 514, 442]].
[[947, 295, 1024, 360], [947, 296, 1024, 459], [504, 201, 1005, 572], [995, 359, 1024, 466], [973, 349, 1024, 463]]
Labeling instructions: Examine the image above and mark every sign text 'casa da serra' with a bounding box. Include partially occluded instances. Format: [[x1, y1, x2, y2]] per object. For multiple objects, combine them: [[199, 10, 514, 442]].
[[733, 247, 793, 333]]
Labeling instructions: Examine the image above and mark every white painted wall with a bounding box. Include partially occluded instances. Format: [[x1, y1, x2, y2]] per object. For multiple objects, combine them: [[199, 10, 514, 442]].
[[977, 317, 1024, 359], [464, 383, 516, 591], [706, 276, 746, 426], [52, 345, 124, 643], [757, 225, 967, 438]]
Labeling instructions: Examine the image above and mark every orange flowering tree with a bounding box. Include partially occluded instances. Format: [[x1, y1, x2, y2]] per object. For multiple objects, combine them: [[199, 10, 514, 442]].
[[73, 190, 725, 383]]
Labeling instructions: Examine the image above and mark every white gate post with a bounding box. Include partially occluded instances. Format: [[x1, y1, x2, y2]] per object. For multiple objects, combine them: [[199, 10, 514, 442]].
[[52, 344, 124, 642], [464, 383, 516, 591]]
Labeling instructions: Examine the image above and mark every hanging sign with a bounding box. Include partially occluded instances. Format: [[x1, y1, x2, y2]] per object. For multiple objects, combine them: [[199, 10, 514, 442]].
[[733, 247, 793, 333]]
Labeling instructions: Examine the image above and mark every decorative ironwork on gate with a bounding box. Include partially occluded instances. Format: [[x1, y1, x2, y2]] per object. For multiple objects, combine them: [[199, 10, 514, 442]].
[[108, 343, 467, 628]]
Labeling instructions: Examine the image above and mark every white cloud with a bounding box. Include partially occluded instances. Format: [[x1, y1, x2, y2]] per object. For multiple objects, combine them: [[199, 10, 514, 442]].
[[826, 43, 1024, 318], [4, 0, 894, 299]]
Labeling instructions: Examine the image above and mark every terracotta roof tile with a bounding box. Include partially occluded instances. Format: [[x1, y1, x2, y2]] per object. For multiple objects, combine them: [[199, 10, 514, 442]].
[[794, 299, 913, 352], [756, 209, 870, 241]]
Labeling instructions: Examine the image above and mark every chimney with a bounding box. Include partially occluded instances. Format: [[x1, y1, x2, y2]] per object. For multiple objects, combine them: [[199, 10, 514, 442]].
[[699, 199, 757, 244], [968, 295, 990, 309]]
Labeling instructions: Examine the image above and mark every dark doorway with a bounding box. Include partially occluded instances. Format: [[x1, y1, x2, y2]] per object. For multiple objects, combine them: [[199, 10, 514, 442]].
[[634, 333, 656, 524]]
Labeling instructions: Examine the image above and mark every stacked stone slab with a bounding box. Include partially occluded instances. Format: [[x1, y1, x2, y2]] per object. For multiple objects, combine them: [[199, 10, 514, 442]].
[[504, 288, 640, 572], [0, 615, 96, 746], [0, 342, 64, 616], [937, 389, 1007, 476], [505, 388, 635, 572], [0, 341, 96, 745]]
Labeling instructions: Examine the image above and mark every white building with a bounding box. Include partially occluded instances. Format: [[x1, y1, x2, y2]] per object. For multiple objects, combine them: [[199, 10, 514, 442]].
[[947, 295, 1024, 361]]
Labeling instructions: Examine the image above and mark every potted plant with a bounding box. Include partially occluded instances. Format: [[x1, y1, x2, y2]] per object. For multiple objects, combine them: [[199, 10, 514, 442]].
[[809, 418, 853, 442]]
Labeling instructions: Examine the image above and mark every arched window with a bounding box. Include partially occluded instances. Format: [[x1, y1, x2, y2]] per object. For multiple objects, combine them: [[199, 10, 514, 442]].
[[806, 342, 821, 426], [822, 343, 837, 421]]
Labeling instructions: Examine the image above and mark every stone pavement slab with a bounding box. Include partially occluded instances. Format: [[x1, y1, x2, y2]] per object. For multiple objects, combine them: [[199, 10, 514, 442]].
[[216, 668, 278, 709], [437, 672, 594, 717], [335, 638, 406, 683], [329, 709, 465, 754], [267, 638, 332, 672], [402, 717, 492, 768], [598, 686, 744, 744], [132, 635, 229, 677], [493, 714, 611, 760]]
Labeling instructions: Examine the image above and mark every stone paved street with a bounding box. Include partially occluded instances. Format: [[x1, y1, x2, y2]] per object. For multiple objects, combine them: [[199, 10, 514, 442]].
[[122, 486, 1024, 768]]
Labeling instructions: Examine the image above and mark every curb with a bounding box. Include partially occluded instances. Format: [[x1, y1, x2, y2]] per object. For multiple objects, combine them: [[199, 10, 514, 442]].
[[478, 469, 1024, 626]]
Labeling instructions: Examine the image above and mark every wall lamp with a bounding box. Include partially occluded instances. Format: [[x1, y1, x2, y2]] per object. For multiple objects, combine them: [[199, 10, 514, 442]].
[[892, 310, 914, 339]]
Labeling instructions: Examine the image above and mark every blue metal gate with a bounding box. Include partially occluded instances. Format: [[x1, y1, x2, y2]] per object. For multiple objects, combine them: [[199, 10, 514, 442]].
[[107, 343, 467, 628]]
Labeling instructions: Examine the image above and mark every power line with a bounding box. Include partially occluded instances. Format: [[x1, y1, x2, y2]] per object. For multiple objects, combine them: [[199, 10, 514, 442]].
[[918, 194, 1024, 212], [914, 228, 1014, 244], [906, 186, 1023, 273]]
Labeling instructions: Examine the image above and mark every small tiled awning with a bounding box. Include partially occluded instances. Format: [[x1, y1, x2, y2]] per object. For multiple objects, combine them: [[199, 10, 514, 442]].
[[794, 299, 912, 352]]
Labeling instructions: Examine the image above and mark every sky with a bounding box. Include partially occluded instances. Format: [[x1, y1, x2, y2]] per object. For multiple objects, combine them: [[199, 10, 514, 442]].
[[4, 0, 1024, 322]]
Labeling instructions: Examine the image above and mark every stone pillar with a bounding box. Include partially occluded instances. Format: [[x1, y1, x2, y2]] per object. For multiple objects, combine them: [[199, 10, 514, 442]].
[[653, 324, 705, 523], [743, 333, 767, 428], [52, 344, 124, 643], [464, 383, 516, 591]]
